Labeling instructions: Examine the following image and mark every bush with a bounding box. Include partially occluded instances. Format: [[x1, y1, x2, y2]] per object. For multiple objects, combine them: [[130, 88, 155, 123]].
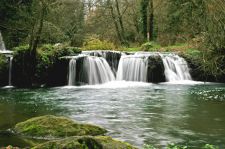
[[83, 36, 115, 50], [140, 42, 161, 51]]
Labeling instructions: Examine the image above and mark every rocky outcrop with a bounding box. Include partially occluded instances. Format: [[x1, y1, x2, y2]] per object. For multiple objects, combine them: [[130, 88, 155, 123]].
[[146, 55, 165, 83]]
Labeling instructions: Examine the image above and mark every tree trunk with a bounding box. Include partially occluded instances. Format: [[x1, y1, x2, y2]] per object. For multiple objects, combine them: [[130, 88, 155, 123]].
[[115, 0, 125, 44], [109, 3, 123, 43], [148, 0, 154, 41], [141, 0, 148, 40], [29, 1, 46, 85]]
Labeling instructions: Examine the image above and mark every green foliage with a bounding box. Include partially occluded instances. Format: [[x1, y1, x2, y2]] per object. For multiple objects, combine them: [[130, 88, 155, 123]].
[[167, 144, 187, 149], [83, 36, 116, 50], [40, 22, 68, 44], [203, 144, 219, 149], [141, 42, 161, 51], [36, 44, 81, 84]]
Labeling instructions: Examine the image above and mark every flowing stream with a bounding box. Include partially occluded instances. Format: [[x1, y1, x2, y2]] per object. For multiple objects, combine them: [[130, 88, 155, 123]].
[[0, 83, 225, 148]]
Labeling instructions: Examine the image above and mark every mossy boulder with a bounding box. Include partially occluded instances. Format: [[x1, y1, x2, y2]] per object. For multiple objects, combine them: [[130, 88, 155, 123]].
[[14, 115, 107, 138], [32, 136, 137, 149]]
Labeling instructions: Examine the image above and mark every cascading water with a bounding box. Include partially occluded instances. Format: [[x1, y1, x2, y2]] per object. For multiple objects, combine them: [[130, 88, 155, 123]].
[[68, 59, 76, 86], [116, 55, 148, 82], [8, 56, 13, 86], [67, 51, 192, 86], [68, 55, 115, 85], [82, 50, 122, 74], [160, 54, 192, 81]]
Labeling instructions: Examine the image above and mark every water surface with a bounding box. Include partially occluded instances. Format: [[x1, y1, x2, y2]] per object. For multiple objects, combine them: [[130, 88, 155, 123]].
[[0, 81, 225, 148]]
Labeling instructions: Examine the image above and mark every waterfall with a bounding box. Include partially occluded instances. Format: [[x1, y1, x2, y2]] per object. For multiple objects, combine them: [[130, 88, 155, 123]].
[[68, 55, 115, 85], [82, 50, 122, 74], [68, 59, 76, 86], [8, 56, 13, 86], [116, 55, 148, 82], [67, 51, 193, 86], [0, 32, 6, 51], [160, 54, 192, 81]]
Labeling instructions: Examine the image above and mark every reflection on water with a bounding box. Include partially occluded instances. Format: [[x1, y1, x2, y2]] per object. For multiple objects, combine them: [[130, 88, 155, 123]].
[[0, 82, 225, 148]]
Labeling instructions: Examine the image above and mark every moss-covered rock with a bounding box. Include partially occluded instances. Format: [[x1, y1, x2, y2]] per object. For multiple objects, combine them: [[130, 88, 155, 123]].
[[14, 115, 107, 138], [32, 136, 137, 149], [12, 44, 81, 87]]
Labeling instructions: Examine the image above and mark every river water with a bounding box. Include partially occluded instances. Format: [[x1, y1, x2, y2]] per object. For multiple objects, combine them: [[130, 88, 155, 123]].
[[0, 81, 225, 148]]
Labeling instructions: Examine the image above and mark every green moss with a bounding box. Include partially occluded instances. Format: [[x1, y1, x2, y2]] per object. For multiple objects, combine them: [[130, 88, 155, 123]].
[[15, 115, 107, 138], [32, 136, 137, 149]]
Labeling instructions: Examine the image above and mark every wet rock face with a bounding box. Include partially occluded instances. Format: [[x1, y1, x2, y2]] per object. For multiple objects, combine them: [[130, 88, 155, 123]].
[[146, 55, 166, 83], [14, 115, 107, 138], [0, 54, 9, 86], [33, 136, 137, 149]]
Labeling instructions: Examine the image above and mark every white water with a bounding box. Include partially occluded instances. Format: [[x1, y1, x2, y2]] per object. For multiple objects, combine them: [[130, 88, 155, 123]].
[[160, 54, 192, 82], [68, 55, 115, 85], [68, 59, 76, 86], [8, 56, 13, 86], [68, 51, 193, 85], [116, 55, 148, 82]]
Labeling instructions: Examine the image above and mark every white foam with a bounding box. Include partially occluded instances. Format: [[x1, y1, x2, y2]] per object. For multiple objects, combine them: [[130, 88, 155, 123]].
[[160, 80, 208, 85], [63, 81, 151, 89]]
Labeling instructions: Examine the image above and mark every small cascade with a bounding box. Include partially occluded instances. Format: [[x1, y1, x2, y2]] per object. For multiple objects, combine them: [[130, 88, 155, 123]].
[[68, 55, 115, 85], [116, 55, 148, 82], [82, 50, 122, 74], [68, 59, 76, 86], [8, 56, 13, 86], [0, 32, 6, 51], [160, 54, 192, 81]]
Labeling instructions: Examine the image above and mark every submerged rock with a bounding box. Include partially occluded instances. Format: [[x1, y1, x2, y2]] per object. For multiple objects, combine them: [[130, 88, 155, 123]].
[[32, 136, 137, 149], [14, 115, 107, 138]]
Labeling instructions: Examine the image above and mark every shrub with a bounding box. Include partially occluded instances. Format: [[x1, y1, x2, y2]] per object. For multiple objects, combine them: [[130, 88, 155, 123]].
[[83, 36, 115, 50], [140, 42, 161, 51]]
